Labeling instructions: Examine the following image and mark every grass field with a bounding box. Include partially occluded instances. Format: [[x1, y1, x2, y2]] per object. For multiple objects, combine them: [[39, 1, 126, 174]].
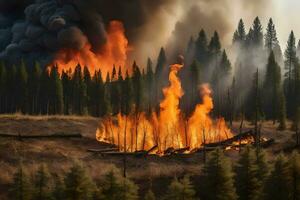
[[0, 114, 297, 198]]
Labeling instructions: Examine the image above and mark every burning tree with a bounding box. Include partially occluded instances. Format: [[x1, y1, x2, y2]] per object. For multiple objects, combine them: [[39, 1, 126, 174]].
[[96, 62, 233, 155]]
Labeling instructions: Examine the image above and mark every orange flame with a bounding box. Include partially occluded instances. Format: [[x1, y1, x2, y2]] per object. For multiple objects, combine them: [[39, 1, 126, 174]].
[[51, 20, 129, 76], [96, 62, 234, 154]]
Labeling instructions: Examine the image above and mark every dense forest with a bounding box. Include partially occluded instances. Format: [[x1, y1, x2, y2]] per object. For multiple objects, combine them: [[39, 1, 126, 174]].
[[0, 17, 299, 129], [9, 147, 300, 200]]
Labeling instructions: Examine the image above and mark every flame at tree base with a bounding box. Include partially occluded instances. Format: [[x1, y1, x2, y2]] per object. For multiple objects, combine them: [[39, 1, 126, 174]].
[[96, 62, 234, 155]]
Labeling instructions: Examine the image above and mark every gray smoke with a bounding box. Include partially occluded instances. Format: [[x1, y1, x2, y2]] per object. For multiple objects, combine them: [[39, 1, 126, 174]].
[[0, 0, 275, 67]]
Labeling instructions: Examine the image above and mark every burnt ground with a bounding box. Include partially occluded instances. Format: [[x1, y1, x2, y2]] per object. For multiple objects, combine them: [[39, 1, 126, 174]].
[[0, 115, 297, 199]]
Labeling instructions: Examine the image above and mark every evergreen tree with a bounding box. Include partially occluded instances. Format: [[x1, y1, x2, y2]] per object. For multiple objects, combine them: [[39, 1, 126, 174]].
[[145, 58, 154, 115], [0, 62, 7, 113], [52, 175, 65, 200], [39, 67, 51, 114], [10, 163, 32, 200], [266, 154, 291, 200], [28, 62, 42, 114], [33, 164, 52, 200], [195, 29, 209, 64], [165, 175, 196, 200], [155, 47, 167, 78], [265, 18, 279, 52], [202, 148, 237, 200], [288, 152, 300, 200], [132, 61, 144, 113], [121, 71, 133, 115], [278, 91, 287, 130], [233, 19, 246, 44], [235, 146, 261, 200], [110, 65, 121, 115], [64, 162, 96, 200], [83, 66, 92, 113], [144, 189, 156, 200], [284, 31, 298, 117], [188, 60, 202, 114], [245, 69, 263, 121], [263, 51, 285, 123], [102, 169, 138, 200], [209, 31, 221, 56], [71, 65, 88, 115], [49, 66, 64, 114], [16, 61, 28, 113], [61, 69, 72, 115], [255, 149, 270, 189], [251, 17, 263, 48], [294, 107, 300, 145]]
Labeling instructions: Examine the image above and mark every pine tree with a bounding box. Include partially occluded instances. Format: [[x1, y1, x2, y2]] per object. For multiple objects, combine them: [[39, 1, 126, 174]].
[[155, 47, 167, 78], [71, 64, 88, 115], [251, 17, 263, 48], [278, 91, 287, 130], [28, 62, 42, 114], [145, 58, 154, 115], [154, 47, 167, 110], [39, 67, 51, 114], [144, 189, 156, 200], [288, 152, 300, 200], [233, 19, 246, 45], [202, 148, 237, 200], [110, 65, 121, 115], [64, 162, 96, 200], [255, 149, 270, 189], [263, 51, 285, 123], [10, 163, 32, 200], [52, 175, 65, 200], [33, 164, 52, 200], [209, 31, 221, 56], [294, 107, 300, 145], [266, 154, 291, 200], [16, 61, 28, 113], [121, 71, 133, 115], [132, 61, 144, 113], [165, 175, 196, 200], [102, 169, 139, 200], [265, 18, 279, 52], [284, 31, 297, 117], [195, 29, 209, 65], [235, 146, 261, 200], [49, 66, 64, 114], [83, 66, 92, 113], [62, 69, 72, 114], [188, 60, 202, 114], [0, 62, 7, 113]]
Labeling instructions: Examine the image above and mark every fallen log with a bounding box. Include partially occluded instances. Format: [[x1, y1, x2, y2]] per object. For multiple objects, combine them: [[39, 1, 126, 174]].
[[147, 145, 158, 154], [0, 132, 82, 139], [87, 148, 119, 153], [205, 130, 253, 148], [261, 139, 275, 148]]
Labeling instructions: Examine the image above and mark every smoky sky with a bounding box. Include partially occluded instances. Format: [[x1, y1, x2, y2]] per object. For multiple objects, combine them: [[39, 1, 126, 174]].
[[0, 0, 278, 67]]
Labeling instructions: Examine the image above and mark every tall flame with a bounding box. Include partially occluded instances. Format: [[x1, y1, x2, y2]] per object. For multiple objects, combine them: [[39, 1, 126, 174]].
[[96, 62, 233, 154], [52, 20, 129, 76]]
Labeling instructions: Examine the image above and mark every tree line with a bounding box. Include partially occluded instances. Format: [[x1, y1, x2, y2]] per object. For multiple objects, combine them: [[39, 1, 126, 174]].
[[10, 147, 300, 200], [0, 17, 299, 129]]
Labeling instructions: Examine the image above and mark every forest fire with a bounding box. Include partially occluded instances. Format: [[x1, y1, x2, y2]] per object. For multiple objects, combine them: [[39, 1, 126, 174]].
[[95, 62, 246, 155], [51, 20, 129, 76]]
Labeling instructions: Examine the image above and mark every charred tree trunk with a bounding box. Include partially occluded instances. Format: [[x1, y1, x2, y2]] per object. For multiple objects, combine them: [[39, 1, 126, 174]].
[[123, 116, 127, 178]]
